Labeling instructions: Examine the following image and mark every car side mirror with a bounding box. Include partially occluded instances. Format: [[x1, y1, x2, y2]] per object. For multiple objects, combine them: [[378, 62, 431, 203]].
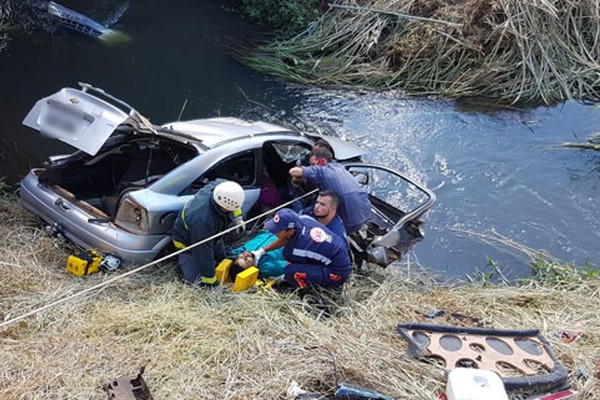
[[354, 171, 369, 185]]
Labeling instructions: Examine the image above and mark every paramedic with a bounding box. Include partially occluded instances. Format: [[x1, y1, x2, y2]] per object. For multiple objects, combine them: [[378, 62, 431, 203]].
[[253, 208, 351, 289]]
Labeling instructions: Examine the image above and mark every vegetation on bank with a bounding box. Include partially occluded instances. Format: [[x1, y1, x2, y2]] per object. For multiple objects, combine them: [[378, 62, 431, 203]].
[[235, 0, 600, 105], [1, 194, 599, 399], [227, 0, 323, 35]]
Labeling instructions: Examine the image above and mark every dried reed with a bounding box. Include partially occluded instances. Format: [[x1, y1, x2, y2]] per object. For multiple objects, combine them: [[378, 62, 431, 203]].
[[240, 0, 600, 105]]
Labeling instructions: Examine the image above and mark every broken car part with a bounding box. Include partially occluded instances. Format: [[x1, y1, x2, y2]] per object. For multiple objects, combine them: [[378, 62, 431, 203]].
[[397, 323, 568, 392], [103, 367, 153, 400]]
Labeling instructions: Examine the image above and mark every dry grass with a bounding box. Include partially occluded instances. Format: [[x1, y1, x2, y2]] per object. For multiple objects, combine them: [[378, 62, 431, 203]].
[[241, 0, 600, 105], [1, 195, 600, 399]]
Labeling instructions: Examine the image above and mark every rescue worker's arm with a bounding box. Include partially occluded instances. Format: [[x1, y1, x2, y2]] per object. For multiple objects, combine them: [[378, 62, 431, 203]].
[[251, 236, 288, 264], [263, 236, 287, 252]]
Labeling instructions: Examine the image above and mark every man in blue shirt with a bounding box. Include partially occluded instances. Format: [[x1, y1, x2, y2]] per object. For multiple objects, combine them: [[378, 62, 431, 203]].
[[302, 190, 347, 242], [289, 147, 371, 233], [228, 191, 347, 281], [253, 208, 351, 289]]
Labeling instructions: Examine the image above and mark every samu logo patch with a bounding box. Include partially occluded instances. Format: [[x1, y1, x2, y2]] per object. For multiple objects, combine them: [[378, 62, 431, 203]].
[[310, 227, 331, 243]]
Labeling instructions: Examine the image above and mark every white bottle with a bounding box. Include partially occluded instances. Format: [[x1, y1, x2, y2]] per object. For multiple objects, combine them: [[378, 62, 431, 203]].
[[446, 368, 509, 400]]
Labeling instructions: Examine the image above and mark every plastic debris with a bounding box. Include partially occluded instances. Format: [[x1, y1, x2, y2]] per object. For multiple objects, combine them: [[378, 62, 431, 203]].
[[526, 388, 575, 400], [286, 381, 322, 400], [559, 331, 583, 344], [424, 309, 445, 318], [446, 368, 508, 400], [576, 367, 588, 381], [334, 382, 395, 399]]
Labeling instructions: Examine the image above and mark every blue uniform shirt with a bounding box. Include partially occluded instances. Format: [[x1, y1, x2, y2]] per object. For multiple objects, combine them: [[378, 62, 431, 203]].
[[301, 162, 371, 233], [283, 215, 351, 276], [300, 206, 348, 243]]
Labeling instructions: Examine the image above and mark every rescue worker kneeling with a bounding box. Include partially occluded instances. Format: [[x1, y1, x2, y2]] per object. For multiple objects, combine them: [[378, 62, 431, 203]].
[[171, 179, 245, 286], [251, 208, 351, 289]]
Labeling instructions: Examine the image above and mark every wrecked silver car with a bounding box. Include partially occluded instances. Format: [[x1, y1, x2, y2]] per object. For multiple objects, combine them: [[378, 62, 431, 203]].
[[19, 83, 435, 266]]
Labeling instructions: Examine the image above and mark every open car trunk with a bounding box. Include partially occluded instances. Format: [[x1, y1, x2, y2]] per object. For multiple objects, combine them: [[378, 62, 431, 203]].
[[38, 137, 198, 218]]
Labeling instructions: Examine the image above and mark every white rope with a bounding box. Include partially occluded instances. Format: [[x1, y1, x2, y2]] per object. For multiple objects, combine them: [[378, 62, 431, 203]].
[[0, 188, 318, 330]]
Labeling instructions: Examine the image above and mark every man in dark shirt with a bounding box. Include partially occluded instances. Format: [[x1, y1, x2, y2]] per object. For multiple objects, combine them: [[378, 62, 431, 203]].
[[302, 190, 347, 242], [171, 180, 244, 286]]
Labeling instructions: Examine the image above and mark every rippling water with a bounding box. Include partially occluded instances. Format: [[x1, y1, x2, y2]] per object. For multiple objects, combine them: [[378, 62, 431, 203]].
[[1, 0, 599, 279], [288, 89, 600, 278]]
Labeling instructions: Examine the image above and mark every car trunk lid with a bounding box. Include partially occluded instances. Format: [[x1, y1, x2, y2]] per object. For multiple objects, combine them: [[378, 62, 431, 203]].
[[22, 83, 156, 156]]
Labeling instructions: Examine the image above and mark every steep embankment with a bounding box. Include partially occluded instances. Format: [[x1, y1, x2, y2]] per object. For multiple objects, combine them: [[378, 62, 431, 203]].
[[0, 191, 599, 399]]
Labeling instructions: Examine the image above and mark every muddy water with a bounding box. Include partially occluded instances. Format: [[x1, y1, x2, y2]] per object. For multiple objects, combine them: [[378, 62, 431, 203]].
[[1, 0, 599, 279]]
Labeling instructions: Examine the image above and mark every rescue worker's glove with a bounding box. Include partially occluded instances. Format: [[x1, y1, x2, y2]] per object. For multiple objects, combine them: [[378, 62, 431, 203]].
[[233, 215, 245, 235], [251, 248, 265, 265]]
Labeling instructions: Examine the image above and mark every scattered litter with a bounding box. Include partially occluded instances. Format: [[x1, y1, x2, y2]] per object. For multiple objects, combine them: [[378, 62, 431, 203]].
[[552, 331, 583, 344], [526, 388, 575, 400], [397, 323, 568, 392], [334, 382, 395, 399], [424, 309, 445, 318], [103, 366, 153, 400], [286, 381, 322, 399], [287, 380, 395, 399], [449, 312, 483, 327], [595, 357, 600, 379], [576, 367, 588, 380]]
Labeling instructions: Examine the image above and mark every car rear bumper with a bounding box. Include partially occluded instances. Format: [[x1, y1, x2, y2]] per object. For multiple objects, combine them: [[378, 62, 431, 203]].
[[19, 170, 171, 264]]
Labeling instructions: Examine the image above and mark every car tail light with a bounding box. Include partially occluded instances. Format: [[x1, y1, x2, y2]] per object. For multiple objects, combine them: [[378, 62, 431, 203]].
[[114, 197, 150, 234]]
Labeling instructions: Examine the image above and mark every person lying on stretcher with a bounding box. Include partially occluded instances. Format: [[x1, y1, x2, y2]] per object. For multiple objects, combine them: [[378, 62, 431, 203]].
[[227, 229, 286, 282]]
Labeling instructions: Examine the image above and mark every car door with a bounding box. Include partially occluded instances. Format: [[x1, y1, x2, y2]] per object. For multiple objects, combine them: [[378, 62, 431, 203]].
[[342, 162, 436, 266]]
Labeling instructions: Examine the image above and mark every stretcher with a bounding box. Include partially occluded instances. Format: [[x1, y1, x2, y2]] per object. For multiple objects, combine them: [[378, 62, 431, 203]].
[[215, 259, 277, 292]]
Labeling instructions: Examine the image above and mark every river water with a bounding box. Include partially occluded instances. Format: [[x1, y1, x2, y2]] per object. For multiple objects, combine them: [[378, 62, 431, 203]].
[[1, 0, 599, 279]]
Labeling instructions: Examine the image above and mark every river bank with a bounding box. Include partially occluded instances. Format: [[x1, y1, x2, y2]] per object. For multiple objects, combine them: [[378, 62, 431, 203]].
[[1, 192, 598, 399], [238, 0, 600, 105]]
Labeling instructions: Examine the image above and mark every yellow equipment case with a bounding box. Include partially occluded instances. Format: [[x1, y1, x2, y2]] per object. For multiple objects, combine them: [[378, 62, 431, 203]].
[[66, 249, 102, 277]]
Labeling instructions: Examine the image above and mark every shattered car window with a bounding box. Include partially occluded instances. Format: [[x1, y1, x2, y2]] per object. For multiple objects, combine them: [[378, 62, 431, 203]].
[[271, 142, 310, 163]]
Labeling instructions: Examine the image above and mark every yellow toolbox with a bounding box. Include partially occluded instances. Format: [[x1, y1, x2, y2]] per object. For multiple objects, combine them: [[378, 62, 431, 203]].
[[66, 249, 102, 277], [232, 267, 259, 292], [215, 259, 233, 284]]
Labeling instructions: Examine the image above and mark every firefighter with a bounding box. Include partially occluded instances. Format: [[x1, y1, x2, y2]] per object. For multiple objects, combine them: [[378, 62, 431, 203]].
[[171, 179, 244, 286]]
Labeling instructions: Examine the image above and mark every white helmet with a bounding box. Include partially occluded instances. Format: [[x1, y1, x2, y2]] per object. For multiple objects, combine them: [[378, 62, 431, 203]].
[[213, 181, 245, 211]]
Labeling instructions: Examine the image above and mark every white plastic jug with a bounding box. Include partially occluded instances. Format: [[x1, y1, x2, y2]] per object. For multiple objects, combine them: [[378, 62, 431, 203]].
[[446, 368, 508, 400]]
